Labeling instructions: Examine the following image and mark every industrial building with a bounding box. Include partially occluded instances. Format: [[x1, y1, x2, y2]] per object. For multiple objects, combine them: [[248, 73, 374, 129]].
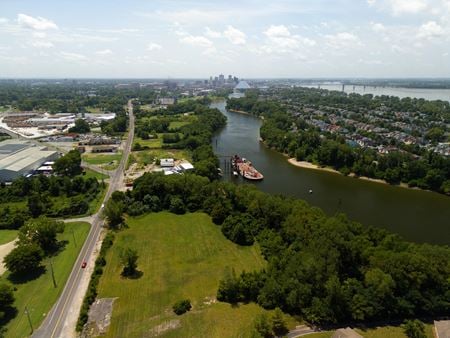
[[0, 139, 59, 182]]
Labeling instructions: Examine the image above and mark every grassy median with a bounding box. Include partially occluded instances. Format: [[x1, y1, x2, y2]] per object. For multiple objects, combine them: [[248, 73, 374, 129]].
[[97, 212, 268, 338]]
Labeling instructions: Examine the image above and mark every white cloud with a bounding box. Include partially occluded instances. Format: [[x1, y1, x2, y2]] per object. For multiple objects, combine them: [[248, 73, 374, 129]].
[[325, 32, 362, 49], [386, 0, 427, 15], [147, 43, 162, 51], [203, 46, 218, 55], [261, 25, 316, 54], [17, 13, 58, 30], [60, 51, 87, 62], [367, 0, 377, 5], [30, 40, 54, 48], [265, 25, 291, 38], [371, 22, 386, 33], [180, 35, 213, 47], [223, 26, 246, 45], [205, 27, 222, 38], [417, 20, 444, 38], [95, 49, 113, 55]]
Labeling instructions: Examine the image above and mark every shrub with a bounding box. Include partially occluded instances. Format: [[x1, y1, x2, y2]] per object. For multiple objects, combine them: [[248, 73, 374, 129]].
[[172, 299, 192, 315]]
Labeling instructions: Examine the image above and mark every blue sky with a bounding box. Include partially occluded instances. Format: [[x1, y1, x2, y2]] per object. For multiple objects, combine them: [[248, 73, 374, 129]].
[[0, 0, 449, 78]]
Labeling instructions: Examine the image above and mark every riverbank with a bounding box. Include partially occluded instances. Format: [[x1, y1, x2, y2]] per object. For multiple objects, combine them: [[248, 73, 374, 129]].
[[228, 109, 264, 120], [287, 158, 412, 190]]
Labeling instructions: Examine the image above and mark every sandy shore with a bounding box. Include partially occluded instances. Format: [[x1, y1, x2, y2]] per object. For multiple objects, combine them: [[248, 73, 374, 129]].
[[228, 109, 264, 120], [288, 158, 341, 174], [287, 158, 413, 189]]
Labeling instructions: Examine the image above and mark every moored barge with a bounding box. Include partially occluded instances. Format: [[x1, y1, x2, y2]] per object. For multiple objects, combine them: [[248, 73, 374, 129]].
[[231, 155, 264, 181]]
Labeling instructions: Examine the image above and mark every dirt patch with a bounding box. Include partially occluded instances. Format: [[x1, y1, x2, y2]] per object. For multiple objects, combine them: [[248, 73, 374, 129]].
[[149, 319, 181, 337], [0, 239, 17, 275], [80, 298, 117, 338], [203, 296, 217, 306]]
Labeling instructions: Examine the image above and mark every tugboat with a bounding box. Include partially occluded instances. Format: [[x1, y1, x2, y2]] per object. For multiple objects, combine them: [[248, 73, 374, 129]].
[[231, 155, 264, 181]]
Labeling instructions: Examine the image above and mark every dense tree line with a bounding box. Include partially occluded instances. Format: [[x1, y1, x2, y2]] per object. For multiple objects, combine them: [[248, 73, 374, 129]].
[[0, 82, 141, 114], [0, 174, 102, 227], [227, 95, 450, 194], [116, 173, 450, 326], [133, 99, 226, 181]]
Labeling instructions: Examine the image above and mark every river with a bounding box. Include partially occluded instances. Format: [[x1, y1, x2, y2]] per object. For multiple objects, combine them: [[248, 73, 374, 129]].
[[211, 100, 450, 245], [300, 84, 450, 102]]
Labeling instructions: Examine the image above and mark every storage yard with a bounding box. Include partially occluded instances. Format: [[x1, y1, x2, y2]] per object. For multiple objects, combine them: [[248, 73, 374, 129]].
[[0, 110, 115, 139]]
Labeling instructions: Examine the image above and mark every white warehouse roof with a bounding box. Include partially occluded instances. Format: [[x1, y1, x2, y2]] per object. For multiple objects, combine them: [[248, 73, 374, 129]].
[[0, 146, 57, 172]]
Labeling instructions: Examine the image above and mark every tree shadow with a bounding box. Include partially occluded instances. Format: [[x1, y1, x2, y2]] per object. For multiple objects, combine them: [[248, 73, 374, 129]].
[[7, 266, 46, 285], [0, 306, 18, 327], [120, 269, 144, 279], [48, 240, 68, 257]]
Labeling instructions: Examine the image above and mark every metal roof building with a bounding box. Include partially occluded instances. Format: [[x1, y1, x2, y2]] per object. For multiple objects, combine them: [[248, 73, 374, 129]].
[[0, 140, 59, 182]]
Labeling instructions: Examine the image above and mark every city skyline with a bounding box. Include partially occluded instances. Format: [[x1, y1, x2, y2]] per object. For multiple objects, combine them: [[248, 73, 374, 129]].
[[0, 0, 450, 78]]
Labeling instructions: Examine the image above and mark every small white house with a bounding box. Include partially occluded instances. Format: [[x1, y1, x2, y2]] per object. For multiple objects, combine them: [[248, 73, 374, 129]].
[[160, 158, 175, 167]]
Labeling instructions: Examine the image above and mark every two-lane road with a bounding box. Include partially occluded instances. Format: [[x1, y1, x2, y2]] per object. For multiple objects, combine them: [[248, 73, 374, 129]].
[[32, 100, 135, 338]]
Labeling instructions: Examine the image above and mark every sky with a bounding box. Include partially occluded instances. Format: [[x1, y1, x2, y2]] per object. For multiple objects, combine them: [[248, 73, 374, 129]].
[[0, 0, 449, 78]]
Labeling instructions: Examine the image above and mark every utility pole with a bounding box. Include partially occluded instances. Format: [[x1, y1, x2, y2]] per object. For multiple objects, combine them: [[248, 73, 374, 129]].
[[50, 259, 57, 288], [25, 306, 33, 334], [72, 229, 77, 247]]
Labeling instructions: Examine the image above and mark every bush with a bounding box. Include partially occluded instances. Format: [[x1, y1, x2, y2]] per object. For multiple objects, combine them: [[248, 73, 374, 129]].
[[402, 319, 426, 338], [172, 299, 192, 315]]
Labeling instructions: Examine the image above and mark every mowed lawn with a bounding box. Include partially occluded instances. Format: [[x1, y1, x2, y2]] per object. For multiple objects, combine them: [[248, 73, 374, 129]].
[[82, 152, 122, 170], [134, 136, 163, 149], [0, 230, 18, 245], [2, 222, 90, 338], [97, 212, 268, 338]]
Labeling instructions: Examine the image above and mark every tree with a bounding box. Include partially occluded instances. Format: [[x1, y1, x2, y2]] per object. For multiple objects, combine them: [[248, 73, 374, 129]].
[[254, 313, 273, 338], [271, 308, 288, 337], [221, 213, 256, 245], [217, 267, 240, 303], [169, 196, 186, 214], [69, 118, 90, 133], [119, 247, 139, 277], [27, 193, 45, 217], [0, 282, 15, 320], [53, 150, 82, 176], [425, 127, 445, 143], [18, 218, 64, 254], [3, 244, 43, 275], [104, 198, 124, 228], [402, 319, 426, 338], [172, 299, 192, 315]]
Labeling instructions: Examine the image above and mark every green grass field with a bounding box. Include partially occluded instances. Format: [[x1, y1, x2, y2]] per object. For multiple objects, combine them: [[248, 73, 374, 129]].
[[97, 212, 269, 338], [134, 136, 163, 149], [168, 121, 190, 130], [130, 148, 192, 167], [85, 106, 103, 113], [82, 152, 122, 170], [2, 222, 90, 338], [307, 324, 435, 338], [82, 168, 109, 181], [0, 230, 18, 245]]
